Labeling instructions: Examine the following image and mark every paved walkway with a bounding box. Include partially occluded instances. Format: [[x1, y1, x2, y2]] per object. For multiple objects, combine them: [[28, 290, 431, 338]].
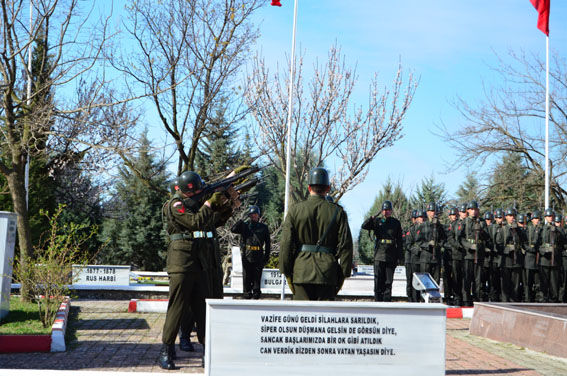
[[1, 300, 567, 375]]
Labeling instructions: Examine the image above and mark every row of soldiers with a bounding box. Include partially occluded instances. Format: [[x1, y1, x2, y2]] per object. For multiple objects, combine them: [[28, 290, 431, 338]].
[[404, 200, 567, 306]]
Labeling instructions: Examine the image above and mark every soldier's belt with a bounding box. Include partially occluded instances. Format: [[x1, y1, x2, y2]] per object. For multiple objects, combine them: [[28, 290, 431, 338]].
[[379, 239, 393, 244], [542, 243, 552, 248], [466, 238, 477, 244], [505, 244, 516, 251], [169, 231, 214, 241], [246, 245, 261, 251], [300, 244, 335, 254], [540, 246, 553, 253]]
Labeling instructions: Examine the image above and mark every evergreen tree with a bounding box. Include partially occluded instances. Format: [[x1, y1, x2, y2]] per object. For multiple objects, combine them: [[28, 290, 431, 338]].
[[484, 152, 543, 212], [98, 132, 169, 270], [357, 179, 410, 265], [409, 175, 447, 210], [455, 172, 482, 204]]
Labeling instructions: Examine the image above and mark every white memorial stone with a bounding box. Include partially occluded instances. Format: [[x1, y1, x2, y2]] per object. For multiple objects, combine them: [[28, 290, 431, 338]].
[[205, 300, 446, 376], [0, 212, 17, 320], [72, 265, 131, 286]]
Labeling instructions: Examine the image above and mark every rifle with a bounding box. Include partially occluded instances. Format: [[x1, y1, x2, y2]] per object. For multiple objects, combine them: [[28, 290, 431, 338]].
[[510, 221, 518, 265], [192, 165, 263, 205], [474, 218, 480, 264], [550, 224, 556, 267]]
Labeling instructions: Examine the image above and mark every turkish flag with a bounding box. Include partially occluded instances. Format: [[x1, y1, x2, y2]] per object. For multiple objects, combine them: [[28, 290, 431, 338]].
[[530, 0, 550, 35], [271, 0, 282, 6]]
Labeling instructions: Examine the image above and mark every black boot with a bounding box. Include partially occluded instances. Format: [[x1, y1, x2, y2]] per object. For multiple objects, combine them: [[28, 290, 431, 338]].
[[158, 343, 175, 370], [170, 343, 177, 360], [179, 336, 194, 352]]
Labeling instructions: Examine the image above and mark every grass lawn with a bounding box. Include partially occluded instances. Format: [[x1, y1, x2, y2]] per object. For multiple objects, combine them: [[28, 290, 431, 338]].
[[0, 296, 54, 335]]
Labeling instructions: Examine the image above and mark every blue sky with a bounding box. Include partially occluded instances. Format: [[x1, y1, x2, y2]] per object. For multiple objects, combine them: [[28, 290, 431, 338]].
[[248, 1, 567, 232]]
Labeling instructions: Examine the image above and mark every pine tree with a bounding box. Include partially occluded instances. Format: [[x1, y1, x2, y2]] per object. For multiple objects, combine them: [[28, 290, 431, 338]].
[[409, 175, 447, 210], [98, 132, 169, 270], [455, 172, 482, 204]]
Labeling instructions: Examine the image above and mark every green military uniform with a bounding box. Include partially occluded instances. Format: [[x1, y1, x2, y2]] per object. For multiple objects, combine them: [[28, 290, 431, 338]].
[[558, 225, 567, 302], [524, 222, 541, 302], [231, 218, 271, 299], [459, 216, 488, 304], [500, 222, 525, 302], [539, 223, 561, 302], [162, 193, 214, 347], [444, 218, 464, 306], [280, 195, 353, 300], [486, 221, 504, 302], [416, 217, 445, 285], [404, 217, 419, 302], [361, 215, 403, 302]]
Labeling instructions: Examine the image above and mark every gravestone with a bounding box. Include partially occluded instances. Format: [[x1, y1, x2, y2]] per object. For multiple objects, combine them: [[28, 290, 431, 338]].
[[72, 265, 131, 286], [205, 300, 446, 376], [0, 212, 17, 319]]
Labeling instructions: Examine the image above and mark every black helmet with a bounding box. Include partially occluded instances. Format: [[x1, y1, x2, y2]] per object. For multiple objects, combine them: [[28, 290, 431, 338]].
[[494, 208, 504, 218], [459, 203, 467, 213], [554, 214, 563, 223], [169, 178, 180, 194], [505, 207, 517, 217], [382, 200, 393, 211], [467, 200, 479, 210], [411, 209, 418, 218], [325, 195, 334, 203], [248, 205, 261, 215], [449, 207, 459, 216], [518, 214, 526, 224], [483, 211, 494, 221], [308, 167, 330, 186], [531, 210, 542, 220], [420, 210, 427, 218], [426, 202, 436, 212], [177, 171, 203, 194], [544, 208, 555, 217]]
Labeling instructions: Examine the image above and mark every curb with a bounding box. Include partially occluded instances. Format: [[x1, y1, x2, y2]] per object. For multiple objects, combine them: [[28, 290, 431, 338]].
[[128, 298, 475, 319], [0, 297, 70, 353]]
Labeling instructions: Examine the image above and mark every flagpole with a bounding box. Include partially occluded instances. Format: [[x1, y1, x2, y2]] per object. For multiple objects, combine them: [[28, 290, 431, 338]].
[[544, 34, 550, 210], [281, 0, 298, 300]]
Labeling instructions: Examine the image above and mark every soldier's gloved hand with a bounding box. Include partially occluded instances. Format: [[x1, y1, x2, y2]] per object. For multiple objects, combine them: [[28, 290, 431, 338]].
[[206, 192, 228, 211], [230, 164, 252, 186]]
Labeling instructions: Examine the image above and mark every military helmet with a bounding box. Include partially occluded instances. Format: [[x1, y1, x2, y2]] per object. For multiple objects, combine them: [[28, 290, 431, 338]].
[[544, 208, 555, 217], [531, 210, 542, 220], [555, 214, 563, 223], [411, 209, 418, 218], [382, 200, 393, 211], [459, 203, 467, 213], [177, 171, 203, 194], [426, 202, 436, 212], [467, 200, 479, 210], [518, 214, 526, 224], [494, 208, 504, 218], [308, 167, 330, 186], [483, 211, 494, 221], [248, 205, 261, 215], [505, 207, 517, 217], [169, 178, 180, 194], [449, 207, 459, 216], [420, 210, 427, 218]]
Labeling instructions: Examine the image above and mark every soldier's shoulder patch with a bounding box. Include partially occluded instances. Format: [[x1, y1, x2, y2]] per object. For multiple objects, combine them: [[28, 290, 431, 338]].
[[172, 200, 185, 214]]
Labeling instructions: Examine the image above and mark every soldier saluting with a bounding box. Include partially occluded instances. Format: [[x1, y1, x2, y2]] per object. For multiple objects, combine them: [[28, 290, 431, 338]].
[[361, 200, 403, 302]]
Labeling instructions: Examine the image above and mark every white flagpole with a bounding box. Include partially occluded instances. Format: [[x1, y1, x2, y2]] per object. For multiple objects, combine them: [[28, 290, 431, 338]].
[[281, 0, 298, 300], [544, 34, 550, 210], [25, 0, 33, 209]]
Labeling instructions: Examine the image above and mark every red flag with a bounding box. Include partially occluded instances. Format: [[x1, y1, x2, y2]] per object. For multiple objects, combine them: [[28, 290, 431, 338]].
[[271, 0, 282, 6], [530, 0, 550, 35]]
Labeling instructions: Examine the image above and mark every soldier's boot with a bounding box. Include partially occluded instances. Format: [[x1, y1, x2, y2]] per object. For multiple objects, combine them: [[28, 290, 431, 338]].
[[170, 343, 177, 360], [179, 328, 195, 352], [158, 343, 175, 370]]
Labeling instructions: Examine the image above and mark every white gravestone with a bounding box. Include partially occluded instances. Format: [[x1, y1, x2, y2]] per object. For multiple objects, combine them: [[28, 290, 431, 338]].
[[0, 212, 17, 320], [205, 300, 446, 376], [72, 265, 131, 286]]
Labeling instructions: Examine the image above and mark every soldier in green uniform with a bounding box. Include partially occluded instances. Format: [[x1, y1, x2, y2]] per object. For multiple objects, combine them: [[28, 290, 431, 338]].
[[524, 210, 542, 302], [279, 168, 353, 300], [362, 200, 403, 302], [539, 209, 561, 302], [404, 210, 419, 302], [501, 208, 525, 302], [443, 207, 461, 305], [481, 211, 494, 302], [555, 214, 567, 302], [231, 205, 271, 299], [460, 200, 488, 305], [159, 171, 228, 369], [416, 202, 445, 287], [488, 209, 505, 302]]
